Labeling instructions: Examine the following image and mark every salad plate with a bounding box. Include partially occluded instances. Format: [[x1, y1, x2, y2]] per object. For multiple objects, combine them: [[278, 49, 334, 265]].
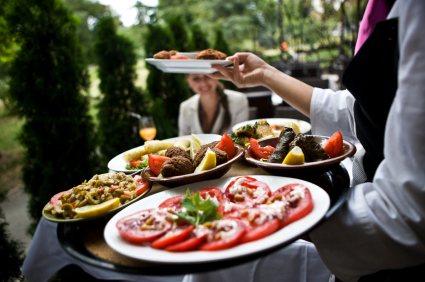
[[232, 118, 311, 136], [107, 134, 222, 173], [42, 171, 152, 223], [104, 175, 330, 264]]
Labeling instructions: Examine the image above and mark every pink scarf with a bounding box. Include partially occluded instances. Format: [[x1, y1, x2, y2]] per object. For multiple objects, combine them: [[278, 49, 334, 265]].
[[355, 0, 393, 55]]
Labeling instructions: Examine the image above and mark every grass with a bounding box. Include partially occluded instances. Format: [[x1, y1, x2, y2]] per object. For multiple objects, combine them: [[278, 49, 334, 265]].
[[0, 102, 24, 193]]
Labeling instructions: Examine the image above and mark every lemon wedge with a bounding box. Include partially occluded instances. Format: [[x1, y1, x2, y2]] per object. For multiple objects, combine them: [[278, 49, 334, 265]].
[[282, 146, 305, 165], [194, 148, 217, 173], [289, 122, 301, 135], [192, 133, 205, 146], [74, 198, 120, 218], [190, 139, 201, 159]]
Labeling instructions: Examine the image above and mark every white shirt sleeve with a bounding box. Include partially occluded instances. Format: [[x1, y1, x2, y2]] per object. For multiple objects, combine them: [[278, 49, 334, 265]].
[[309, 1, 425, 281], [310, 88, 357, 142]]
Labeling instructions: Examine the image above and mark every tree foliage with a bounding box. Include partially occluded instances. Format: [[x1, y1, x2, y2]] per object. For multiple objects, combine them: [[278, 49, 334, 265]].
[[7, 0, 99, 234], [144, 23, 190, 139], [189, 24, 209, 51], [94, 16, 147, 165], [63, 0, 111, 65]]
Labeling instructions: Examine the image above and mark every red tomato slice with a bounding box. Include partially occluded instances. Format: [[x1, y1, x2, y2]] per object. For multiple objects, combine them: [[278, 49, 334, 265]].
[[151, 225, 194, 249], [227, 207, 280, 244], [249, 138, 275, 159], [129, 159, 144, 168], [215, 133, 235, 159], [240, 218, 280, 244], [134, 178, 150, 196], [198, 219, 246, 251], [116, 208, 173, 244], [224, 176, 272, 206], [322, 131, 343, 158], [170, 55, 190, 60], [158, 195, 186, 212], [198, 187, 226, 215], [148, 155, 170, 176], [50, 191, 71, 210], [272, 184, 314, 228], [166, 232, 208, 252]]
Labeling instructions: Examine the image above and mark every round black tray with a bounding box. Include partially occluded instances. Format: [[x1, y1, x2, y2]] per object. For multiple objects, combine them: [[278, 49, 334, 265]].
[[57, 163, 350, 276]]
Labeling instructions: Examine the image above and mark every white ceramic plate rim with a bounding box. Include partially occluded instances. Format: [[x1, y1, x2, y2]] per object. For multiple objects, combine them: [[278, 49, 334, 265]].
[[107, 134, 222, 173], [231, 118, 312, 135], [104, 175, 330, 264]]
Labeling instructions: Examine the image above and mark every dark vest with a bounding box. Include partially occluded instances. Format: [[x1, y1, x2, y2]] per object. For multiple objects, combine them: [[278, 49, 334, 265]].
[[339, 18, 425, 281], [342, 18, 398, 182]]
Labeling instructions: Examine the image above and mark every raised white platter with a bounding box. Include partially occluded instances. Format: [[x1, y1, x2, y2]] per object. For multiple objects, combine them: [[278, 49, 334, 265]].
[[145, 55, 232, 74], [232, 118, 312, 136], [107, 134, 222, 173], [104, 175, 330, 264]]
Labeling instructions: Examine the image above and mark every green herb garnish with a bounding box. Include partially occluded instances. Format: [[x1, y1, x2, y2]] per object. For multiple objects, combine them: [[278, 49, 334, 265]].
[[174, 189, 222, 226], [125, 159, 149, 170]]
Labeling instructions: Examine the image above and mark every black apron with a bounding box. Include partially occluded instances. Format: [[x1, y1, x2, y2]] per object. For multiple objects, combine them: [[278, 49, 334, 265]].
[[338, 18, 425, 281]]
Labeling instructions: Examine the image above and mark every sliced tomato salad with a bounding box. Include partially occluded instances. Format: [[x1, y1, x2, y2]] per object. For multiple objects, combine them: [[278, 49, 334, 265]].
[[115, 177, 314, 252], [129, 159, 145, 169], [270, 183, 314, 228], [249, 138, 275, 159], [197, 187, 226, 215], [198, 219, 246, 251], [224, 176, 272, 206], [166, 226, 209, 252], [116, 208, 173, 244], [322, 131, 343, 158], [229, 207, 280, 244], [151, 225, 194, 249], [148, 155, 170, 176], [158, 195, 186, 213], [215, 133, 236, 159]]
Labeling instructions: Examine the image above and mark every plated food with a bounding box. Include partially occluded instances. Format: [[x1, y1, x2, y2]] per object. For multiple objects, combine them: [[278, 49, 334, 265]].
[[244, 135, 356, 176], [142, 135, 244, 188], [153, 49, 227, 60], [230, 119, 280, 146], [42, 172, 151, 222], [122, 138, 190, 171], [104, 175, 330, 263], [232, 118, 311, 136]]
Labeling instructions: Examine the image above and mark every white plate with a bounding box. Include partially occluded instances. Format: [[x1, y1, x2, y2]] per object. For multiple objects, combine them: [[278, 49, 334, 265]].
[[157, 67, 219, 74], [145, 58, 232, 74], [104, 175, 330, 264], [232, 118, 312, 136], [107, 134, 222, 173]]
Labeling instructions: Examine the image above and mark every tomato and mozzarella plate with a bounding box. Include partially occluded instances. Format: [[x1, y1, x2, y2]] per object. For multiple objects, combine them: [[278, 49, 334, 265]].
[[116, 177, 314, 252]]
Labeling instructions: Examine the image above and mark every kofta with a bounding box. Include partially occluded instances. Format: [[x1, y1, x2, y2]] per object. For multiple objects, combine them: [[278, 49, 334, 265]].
[[165, 146, 192, 162], [160, 157, 194, 177], [195, 49, 227, 60], [193, 141, 225, 168]]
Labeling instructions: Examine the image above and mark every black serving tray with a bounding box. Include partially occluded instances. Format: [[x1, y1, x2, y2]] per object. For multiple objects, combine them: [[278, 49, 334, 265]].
[[57, 163, 350, 276]]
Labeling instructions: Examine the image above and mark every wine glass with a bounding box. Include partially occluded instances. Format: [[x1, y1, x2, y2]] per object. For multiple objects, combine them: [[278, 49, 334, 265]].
[[138, 116, 157, 141]]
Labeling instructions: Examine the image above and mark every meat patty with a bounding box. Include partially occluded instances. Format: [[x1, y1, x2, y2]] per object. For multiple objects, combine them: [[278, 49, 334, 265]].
[[165, 146, 192, 162], [211, 148, 228, 165], [153, 50, 171, 59], [193, 141, 224, 168], [195, 49, 226, 60], [160, 157, 194, 177]]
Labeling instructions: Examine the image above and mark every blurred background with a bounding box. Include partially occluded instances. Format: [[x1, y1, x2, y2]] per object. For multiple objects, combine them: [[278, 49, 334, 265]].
[[0, 0, 366, 280]]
